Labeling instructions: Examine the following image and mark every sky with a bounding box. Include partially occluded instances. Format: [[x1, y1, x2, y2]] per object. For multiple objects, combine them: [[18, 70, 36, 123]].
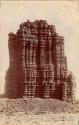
[[0, 1, 79, 99]]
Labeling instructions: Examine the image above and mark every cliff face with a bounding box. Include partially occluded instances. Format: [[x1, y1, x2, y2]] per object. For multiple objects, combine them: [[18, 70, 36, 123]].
[[5, 20, 75, 101]]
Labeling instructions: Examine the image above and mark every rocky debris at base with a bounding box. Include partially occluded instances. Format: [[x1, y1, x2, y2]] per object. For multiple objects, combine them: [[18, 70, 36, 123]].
[[0, 98, 78, 116], [0, 98, 79, 125]]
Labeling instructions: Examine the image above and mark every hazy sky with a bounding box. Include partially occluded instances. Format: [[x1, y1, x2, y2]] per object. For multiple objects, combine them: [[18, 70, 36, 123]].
[[0, 1, 79, 99]]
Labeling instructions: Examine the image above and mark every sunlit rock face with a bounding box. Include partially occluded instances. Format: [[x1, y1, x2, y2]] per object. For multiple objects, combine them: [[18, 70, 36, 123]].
[[5, 20, 75, 102]]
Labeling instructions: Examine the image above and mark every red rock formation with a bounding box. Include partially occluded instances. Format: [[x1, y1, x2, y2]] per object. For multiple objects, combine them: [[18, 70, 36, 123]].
[[5, 20, 75, 101]]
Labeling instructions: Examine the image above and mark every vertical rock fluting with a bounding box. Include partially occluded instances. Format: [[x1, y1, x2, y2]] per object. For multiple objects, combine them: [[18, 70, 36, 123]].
[[5, 20, 75, 101]]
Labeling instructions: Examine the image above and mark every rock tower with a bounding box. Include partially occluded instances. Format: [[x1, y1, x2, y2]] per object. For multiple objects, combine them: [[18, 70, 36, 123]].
[[5, 20, 75, 102]]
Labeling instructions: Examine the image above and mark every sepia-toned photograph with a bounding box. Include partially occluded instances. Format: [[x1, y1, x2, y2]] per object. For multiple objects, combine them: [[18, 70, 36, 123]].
[[0, 0, 79, 125]]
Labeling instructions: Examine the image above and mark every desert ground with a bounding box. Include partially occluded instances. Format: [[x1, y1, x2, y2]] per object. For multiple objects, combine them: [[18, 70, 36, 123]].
[[0, 98, 79, 125]]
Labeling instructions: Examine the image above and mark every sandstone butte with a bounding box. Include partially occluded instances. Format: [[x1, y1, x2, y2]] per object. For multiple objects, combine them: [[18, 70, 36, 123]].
[[5, 20, 76, 102]]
